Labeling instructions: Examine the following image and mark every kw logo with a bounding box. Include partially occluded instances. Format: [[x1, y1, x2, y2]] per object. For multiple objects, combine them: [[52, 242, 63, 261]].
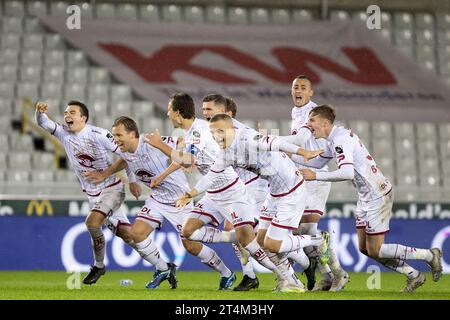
[[26, 200, 54, 217]]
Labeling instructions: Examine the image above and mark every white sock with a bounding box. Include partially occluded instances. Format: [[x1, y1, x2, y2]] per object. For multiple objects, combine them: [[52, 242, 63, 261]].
[[299, 222, 318, 235], [135, 236, 168, 271], [245, 239, 281, 276], [189, 227, 237, 243], [232, 244, 256, 279], [279, 234, 323, 253], [379, 244, 433, 262], [375, 257, 420, 279], [196, 245, 232, 277], [287, 249, 310, 270]]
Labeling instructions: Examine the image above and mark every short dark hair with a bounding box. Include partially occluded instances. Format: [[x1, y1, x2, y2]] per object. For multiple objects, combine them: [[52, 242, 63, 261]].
[[202, 93, 228, 107], [113, 116, 140, 138], [67, 100, 89, 122], [224, 96, 237, 118], [169, 93, 195, 119], [294, 74, 312, 82], [309, 105, 336, 123], [210, 113, 233, 124]]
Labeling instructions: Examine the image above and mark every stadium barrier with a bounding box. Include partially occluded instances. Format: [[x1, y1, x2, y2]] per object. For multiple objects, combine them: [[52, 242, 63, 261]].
[[0, 216, 448, 273]]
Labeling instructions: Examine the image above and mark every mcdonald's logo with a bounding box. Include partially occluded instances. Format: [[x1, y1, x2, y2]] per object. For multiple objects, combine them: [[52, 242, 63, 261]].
[[26, 200, 54, 217]]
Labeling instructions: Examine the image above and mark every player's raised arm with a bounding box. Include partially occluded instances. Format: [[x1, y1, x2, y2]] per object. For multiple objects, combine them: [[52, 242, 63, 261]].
[[35, 101, 59, 134]]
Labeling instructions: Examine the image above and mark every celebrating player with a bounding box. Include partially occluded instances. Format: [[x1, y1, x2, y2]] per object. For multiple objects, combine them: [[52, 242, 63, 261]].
[[298, 105, 443, 292], [35, 101, 140, 285]]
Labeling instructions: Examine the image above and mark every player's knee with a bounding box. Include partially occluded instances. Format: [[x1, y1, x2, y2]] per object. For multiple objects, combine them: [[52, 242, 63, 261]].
[[85, 213, 103, 229], [181, 225, 194, 239], [130, 227, 147, 243]]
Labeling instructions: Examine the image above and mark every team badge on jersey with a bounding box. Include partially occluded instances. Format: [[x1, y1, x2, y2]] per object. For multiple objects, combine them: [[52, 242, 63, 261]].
[[193, 131, 201, 138], [253, 134, 263, 141], [135, 169, 155, 183], [106, 132, 113, 139], [75, 154, 96, 168], [335, 145, 343, 154]]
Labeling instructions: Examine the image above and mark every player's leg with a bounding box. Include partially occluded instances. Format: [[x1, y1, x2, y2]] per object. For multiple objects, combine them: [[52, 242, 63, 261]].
[[223, 219, 258, 291], [83, 209, 107, 284], [134, 199, 177, 289]]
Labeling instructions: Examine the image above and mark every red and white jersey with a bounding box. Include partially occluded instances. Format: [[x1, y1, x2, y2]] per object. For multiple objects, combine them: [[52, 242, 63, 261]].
[[184, 118, 239, 192], [202, 126, 303, 196], [324, 126, 392, 201], [120, 136, 190, 205], [291, 101, 329, 172], [36, 112, 122, 196]]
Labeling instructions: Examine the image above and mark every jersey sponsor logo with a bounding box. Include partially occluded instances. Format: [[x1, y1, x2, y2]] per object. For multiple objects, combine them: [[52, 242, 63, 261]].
[[135, 169, 155, 183], [367, 155, 373, 161], [335, 145, 344, 154], [291, 130, 298, 135], [75, 153, 97, 168], [337, 154, 345, 162], [253, 134, 263, 141], [193, 131, 201, 138], [91, 129, 102, 135]]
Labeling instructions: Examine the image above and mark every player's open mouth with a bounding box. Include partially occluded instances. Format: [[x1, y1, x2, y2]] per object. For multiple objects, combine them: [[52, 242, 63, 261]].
[[66, 120, 74, 126]]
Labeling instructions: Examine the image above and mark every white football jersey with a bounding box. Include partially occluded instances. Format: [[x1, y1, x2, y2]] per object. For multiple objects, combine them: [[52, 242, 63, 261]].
[[120, 136, 190, 204], [37, 113, 122, 196], [184, 118, 239, 192], [207, 126, 303, 196], [324, 126, 392, 201], [291, 101, 329, 172]]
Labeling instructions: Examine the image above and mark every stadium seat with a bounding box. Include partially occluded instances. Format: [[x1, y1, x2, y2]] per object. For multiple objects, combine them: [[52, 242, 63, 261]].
[[132, 101, 157, 118], [292, 9, 313, 23], [394, 12, 414, 30], [394, 29, 414, 46], [19, 66, 41, 82], [139, 4, 160, 22], [438, 123, 450, 140], [88, 99, 109, 117], [436, 13, 450, 29], [140, 117, 165, 133], [0, 82, 16, 99], [442, 160, 450, 175], [45, 34, 65, 50], [0, 152, 6, 170], [330, 10, 351, 21], [437, 30, 450, 46], [0, 138, 8, 155], [55, 169, 78, 182], [2, 16, 23, 33], [348, 120, 370, 141], [49, 1, 68, 16], [279, 120, 292, 136], [67, 66, 88, 84], [184, 5, 204, 23], [40, 83, 63, 100], [419, 171, 440, 187], [87, 84, 109, 102], [94, 116, 114, 131], [352, 11, 367, 24], [206, 6, 226, 24], [6, 170, 29, 182], [63, 83, 86, 102], [439, 140, 450, 159], [394, 122, 415, 139], [16, 82, 39, 100], [112, 101, 132, 118], [24, 17, 46, 33], [32, 152, 57, 170], [89, 67, 110, 84], [9, 133, 34, 151], [417, 139, 439, 159], [250, 8, 270, 24], [416, 123, 437, 141], [95, 3, 116, 19], [416, 29, 435, 45], [67, 51, 87, 67], [44, 66, 65, 83], [27, 1, 48, 16], [0, 65, 18, 81], [161, 4, 182, 23], [416, 44, 435, 61], [371, 121, 392, 139], [396, 156, 416, 174], [0, 100, 12, 115], [77, 2, 94, 19], [4, 1, 25, 17], [116, 3, 138, 20], [7, 152, 32, 169], [44, 50, 65, 67], [0, 49, 19, 65], [397, 173, 418, 187], [31, 170, 55, 183], [228, 7, 248, 25], [21, 51, 42, 66], [416, 13, 435, 29], [1, 34, 21, 50], [110, 85, 132, 102], [22, 34, 44, 50], [372, 139, 394, 157], [271, 8, 290, 25]]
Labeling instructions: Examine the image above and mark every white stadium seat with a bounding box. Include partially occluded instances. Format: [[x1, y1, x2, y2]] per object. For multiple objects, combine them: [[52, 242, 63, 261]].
[[27, 1, 48, 17], [415, 13, 435, 29], [21, 51, 42, 66], [6, 170, 30, 182], [22, 34, 44, 50], [250, 8, 270, 24], [139, 4, 160, 22], [89, 67, 110, 84], [206, 6, 225, 24], [95, 3, 116, 19], [19, 66, 41, 82], [31, 171, 55, 183], [7, 152, 32, 169], [110, 85, 132, 102], [271, 8, 290, 25], [184, 6, 204, 24], [116, 3, 138, 20], [5, 0, 25, 16], [292, 9, 313, 23], [132, 101, 157, 118], [161, 4, 182, 23], [228, 7, 248, 25], [0, 65, 18, 81]]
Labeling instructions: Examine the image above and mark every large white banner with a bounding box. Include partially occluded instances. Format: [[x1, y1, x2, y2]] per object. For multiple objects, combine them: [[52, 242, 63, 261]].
[[41, 17, 450, 122]]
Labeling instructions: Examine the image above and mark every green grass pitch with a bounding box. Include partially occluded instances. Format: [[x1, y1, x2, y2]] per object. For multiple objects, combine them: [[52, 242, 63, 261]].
[[0, 271, 448, 300]]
